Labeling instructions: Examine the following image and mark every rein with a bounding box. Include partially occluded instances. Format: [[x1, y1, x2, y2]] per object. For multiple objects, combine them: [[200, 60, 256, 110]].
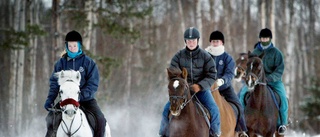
[[61, 111, 84, 137]]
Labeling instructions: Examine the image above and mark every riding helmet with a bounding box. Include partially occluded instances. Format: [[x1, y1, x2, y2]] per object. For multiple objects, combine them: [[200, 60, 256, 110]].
[[184, 27, 200, 40], [259, 28, 272, 39], [209, 30, 224, 44], [65, 30, 82, 42]]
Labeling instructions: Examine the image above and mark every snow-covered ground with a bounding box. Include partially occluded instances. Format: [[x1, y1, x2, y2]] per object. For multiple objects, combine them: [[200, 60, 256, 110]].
[[13, 107, 318, 137]]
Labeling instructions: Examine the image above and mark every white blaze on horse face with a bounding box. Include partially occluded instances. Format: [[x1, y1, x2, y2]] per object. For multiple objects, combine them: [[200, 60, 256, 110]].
[[247, 62, 254, 90], [173, 80, 179, 89]]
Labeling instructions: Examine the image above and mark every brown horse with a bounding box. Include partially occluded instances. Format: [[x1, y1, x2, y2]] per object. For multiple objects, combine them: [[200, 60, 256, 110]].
[[167, 67, 209, 137], [211, 82, 237, 137], [244, 53, 283, 137], [236, 52, 290, 137], [234, 53, 248, 82]]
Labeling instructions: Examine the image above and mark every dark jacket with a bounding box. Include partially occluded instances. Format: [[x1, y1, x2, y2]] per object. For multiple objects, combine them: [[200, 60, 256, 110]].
[[252, 42, 284, 82], [170, 46, 217, 91], [209, 52, 235, 91], [46, 53, 99, 103]]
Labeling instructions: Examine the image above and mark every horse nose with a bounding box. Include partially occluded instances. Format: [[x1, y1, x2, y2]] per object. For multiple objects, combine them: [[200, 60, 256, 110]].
[[64, 109, 76, 116]]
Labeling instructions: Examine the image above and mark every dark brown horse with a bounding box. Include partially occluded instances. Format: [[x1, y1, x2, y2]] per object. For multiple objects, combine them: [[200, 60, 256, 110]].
[[167, 67, 209, 137], [211, 82, 237, 137], [234, 53, 248, 82], [244, 53, 283, 137]]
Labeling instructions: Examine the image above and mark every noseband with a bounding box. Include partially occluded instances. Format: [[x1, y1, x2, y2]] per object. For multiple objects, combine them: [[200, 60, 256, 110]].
[[246, 61, 266, 86], [169, 78, 196, 110]]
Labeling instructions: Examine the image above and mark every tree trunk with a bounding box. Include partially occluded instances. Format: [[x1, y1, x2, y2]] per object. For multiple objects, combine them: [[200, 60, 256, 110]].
[[8, 0, 26, 136], [222, 0, 233, 53], [270, 0, 276, 42], [260, 0, 266, 28], [195, 0, 202, 47], [242, 0, 248, 52]]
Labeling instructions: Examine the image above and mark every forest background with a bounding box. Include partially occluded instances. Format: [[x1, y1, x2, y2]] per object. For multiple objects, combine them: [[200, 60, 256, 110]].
[[1, 0, 320, 137]]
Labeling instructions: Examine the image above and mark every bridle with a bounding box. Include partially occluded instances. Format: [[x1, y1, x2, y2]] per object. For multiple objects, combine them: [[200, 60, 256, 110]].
[[246, 60, 266, 86], [169, 77, 196, 110], [58, 80, 84, 137]]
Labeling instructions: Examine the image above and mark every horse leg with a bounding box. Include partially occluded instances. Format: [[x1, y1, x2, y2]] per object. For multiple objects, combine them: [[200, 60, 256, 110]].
[[105, 121, 112, 137]]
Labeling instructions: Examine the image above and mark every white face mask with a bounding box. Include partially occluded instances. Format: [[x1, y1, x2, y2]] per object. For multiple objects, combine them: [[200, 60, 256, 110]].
[[205, 45, 225, 56]]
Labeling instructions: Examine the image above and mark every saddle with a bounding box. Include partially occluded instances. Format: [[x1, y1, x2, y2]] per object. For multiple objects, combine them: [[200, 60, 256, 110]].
[[194, 97, 211, 127], [80, 106, 98, 134]]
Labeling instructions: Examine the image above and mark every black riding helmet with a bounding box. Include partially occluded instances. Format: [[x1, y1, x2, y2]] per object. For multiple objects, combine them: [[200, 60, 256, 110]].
[[184, 27, 200, 40], [65, 30, 82, 42], [209, 30, 224, 44], [259, 28, 272, 39]]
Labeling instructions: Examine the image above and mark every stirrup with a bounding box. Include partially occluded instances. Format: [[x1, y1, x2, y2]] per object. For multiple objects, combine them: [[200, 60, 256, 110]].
[[278, 125, 287, 135]]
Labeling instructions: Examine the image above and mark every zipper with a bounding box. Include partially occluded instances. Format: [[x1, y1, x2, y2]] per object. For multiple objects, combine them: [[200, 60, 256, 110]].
[[190, 51, 193, 84], [73, 58, 75, 70]]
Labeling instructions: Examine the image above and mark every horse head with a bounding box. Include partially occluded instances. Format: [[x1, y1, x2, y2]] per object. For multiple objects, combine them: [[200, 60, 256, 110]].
[[56, 70, 81, 118], [245, 52, 266, 91], [167, 67, 189, 117], [234, 52, 249, 82]]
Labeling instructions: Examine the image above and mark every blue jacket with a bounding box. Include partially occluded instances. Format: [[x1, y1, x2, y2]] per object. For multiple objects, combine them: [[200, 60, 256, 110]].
[[209, 52, 235, 91], [46, 53, 99, 103]]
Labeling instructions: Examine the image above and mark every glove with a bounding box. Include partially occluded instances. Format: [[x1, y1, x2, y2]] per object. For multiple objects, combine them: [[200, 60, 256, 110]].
[[191, 84, 201, 93], [44, 99, 53, 111], [216, 79, 224, 87]]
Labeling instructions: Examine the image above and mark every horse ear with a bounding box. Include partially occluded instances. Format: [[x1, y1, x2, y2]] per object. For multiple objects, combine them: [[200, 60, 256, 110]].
[[181, 67, 188, 79], [60, 70, 65, 78], [167, 68, 173, 80]]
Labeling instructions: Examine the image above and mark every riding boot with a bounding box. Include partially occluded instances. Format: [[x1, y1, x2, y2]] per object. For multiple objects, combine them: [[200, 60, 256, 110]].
[[45, 111, 62, 137], [159, 102, 170, 136]]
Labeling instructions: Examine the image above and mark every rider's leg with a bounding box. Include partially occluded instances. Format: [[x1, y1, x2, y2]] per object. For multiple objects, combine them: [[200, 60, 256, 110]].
[[196, 89, 221, 136], [238, 85, 248, 108], [268, 81, 288, 127], [45, 104, 62, 137], [159, 102, 170, 136], [81, 99, 106, 137], [220, 87, 248, 132]]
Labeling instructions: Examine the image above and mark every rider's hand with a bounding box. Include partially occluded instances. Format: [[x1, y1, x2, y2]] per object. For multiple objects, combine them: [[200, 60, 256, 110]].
[[44, 99, 53, 111], [191, 84, 201, 93], [216, 79, 224, 87]]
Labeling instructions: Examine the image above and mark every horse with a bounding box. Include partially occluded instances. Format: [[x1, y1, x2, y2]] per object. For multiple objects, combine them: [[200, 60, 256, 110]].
[[234, 53, 248, 82], [244, 53, 282, 137], [55, 70, 111, 137], [211, 82, 237, 137], [167, 67, 209, 137]]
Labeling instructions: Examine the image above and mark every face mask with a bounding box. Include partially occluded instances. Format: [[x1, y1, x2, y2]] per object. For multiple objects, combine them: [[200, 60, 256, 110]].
[[261, 41, 271, 46]]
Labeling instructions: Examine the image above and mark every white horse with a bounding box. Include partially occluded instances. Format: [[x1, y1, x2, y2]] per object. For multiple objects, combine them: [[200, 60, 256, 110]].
[[55, 70, 111, 137]]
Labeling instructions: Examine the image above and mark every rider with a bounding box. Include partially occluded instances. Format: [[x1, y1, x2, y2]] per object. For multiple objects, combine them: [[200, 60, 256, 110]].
[[238, 28, 288, 135], [44, 30, 106, 137], [159, 27, 221, 137], [205, 30, 248, 137]]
